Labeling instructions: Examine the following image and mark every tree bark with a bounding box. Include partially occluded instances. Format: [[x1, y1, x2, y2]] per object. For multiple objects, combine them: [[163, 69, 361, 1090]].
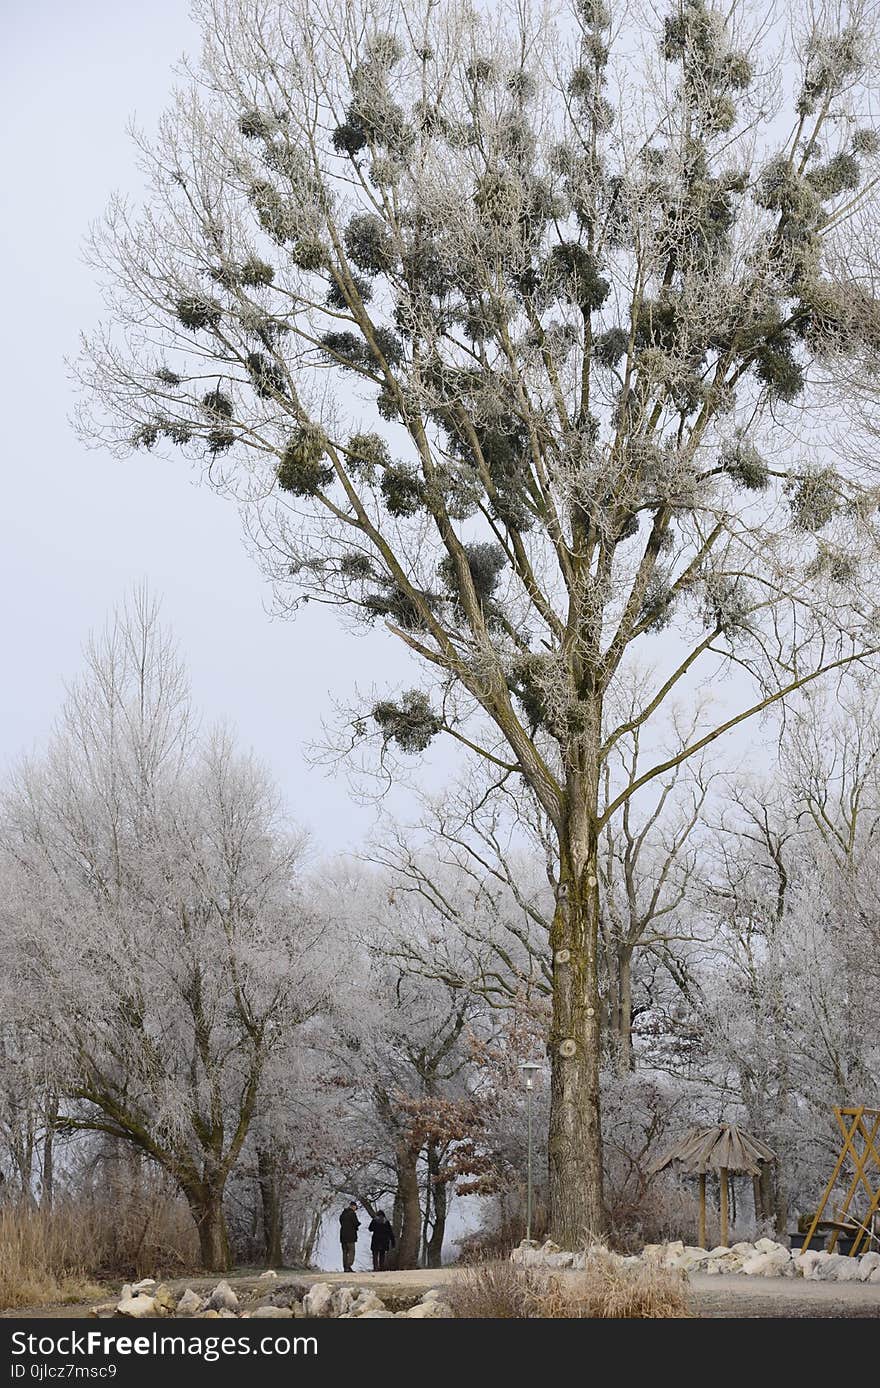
[[425, 1142, 447, 1268], [548, 810, 606, 1246], [41, 1100, 57, 1212], [617, 946, 634, 1075], [185, 1185, 232, 1271], [389, 1146, 421, 1269], [257, 1148, 284, 1268]]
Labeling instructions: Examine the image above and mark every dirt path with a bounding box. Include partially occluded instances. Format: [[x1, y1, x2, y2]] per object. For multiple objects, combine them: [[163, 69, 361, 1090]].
[[4, 1267, 879, 1319]]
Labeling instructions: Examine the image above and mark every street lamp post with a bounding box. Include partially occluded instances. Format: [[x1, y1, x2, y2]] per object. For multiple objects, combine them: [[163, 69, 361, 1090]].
[[520, 1061, 541, 1243]]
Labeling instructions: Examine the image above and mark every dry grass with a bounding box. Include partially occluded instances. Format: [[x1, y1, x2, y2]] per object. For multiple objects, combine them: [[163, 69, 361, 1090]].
[[0, 1186, 198, 1311], [449, 1250, 692, 1319], [0, 1206, 105, 1311]]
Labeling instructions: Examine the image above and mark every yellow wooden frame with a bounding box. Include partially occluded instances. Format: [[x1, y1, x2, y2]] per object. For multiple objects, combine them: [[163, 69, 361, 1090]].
[[802, 1107, 880, 1256]]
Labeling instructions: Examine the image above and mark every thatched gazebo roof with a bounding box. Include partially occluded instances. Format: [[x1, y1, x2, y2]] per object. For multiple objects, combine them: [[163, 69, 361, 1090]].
[[649, 1124, 776, 1177], [649, 1124, 777, 1247]]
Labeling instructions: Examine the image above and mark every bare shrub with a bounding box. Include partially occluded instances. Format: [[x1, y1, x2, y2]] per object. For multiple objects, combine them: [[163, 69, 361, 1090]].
[[447, 1261, 551, 1318], [449, 1254, 691, 1319]]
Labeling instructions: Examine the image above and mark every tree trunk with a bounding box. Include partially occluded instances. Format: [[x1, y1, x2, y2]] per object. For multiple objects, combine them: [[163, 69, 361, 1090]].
[[617, 946, 635, 1075], [548, 821, 606, 1247], [185, 1186, 232, 1272], [257, 1148, 284, 1268], [425, 1142, 447, 1268], [389, 1146, 421, 1269], [41, 1100, 57, 1212]]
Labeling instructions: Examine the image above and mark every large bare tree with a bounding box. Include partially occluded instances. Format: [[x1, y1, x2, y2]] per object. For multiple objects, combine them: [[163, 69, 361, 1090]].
[[78, 0, 880, 1241]]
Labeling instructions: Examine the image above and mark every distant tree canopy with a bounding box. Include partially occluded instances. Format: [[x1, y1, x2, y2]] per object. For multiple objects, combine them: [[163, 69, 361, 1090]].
[[79, 0, 880, 1244]]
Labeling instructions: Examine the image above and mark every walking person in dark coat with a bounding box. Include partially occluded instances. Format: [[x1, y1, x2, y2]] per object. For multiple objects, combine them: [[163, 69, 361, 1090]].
[[339, 1201, 360, 1272], [368, 1210, 396, 1271]]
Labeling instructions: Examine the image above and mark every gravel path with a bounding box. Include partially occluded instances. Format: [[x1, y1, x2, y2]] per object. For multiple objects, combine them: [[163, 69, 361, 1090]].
[[4, 1266, 879, 1319]]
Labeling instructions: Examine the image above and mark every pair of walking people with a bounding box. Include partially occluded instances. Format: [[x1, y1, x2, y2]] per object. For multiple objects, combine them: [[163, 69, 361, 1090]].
[[339, 1201, 396, 1272]]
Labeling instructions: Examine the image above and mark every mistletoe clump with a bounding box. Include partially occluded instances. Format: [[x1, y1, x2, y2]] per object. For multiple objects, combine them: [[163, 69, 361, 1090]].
[[175, 296, 222, 332], [238, 108, 275, 140], [438, 543, 508, 610], [321, 325, 404, 371], [276, 427, 333, 495], [593, 327, 629, 368], [343, 213, 398, 276], [788, 469, 840, 531], [345, 431, 390, 480], [332, 39, 411, 161], [364, 578, 435, 631], [239, 257, 276, 287], [202, 389, 234, 419], [249, 180, 299, 244], [543, 243, 610, 314], [720, 434, 770, 491], [246, 353, 288, 398], [206, 428, 235, 455], [327, 273, 373, 309], [380, 464, 425, 517], [372, 690, 441, 753]]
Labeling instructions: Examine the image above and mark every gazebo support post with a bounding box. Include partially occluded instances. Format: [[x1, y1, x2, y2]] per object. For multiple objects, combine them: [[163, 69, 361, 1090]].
[[720, 1168, 729, 1247], [698, 1173, 707, 1249]]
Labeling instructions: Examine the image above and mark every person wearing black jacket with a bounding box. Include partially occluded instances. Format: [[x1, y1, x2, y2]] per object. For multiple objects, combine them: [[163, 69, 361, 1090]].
[[339, 1201, 360, 1272], [368, 1210, 396, 1271]]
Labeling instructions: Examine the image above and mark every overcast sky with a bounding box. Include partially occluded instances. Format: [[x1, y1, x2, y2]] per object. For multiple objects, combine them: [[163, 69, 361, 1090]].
[[1, 0, 442, 851]]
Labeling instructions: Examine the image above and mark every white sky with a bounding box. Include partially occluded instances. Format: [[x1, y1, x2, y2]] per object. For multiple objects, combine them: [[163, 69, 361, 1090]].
[[1, 0, 435, 851]]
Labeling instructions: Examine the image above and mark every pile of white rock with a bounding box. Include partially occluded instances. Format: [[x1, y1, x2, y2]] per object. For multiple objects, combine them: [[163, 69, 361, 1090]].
[[91, 1271, 453, 1319], [512, 1237, 880, 1284]]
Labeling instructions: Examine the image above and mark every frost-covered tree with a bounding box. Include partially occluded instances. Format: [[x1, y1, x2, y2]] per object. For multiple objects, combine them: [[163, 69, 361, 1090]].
[[0, 592, 330, 1269], [78, 0, 880, 1241]]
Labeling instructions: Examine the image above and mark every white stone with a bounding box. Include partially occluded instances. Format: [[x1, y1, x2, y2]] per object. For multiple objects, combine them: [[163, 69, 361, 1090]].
[[359, 1308, 395, 1318], [406, 1300, 453, 1318], [335, 1288, 358, 1315], [117, 1295, 157, 1318], [661, 1240, 685, 1268], [153, 1284, 177, 1313], [420, 1289, 441, 1301], [132, 1278, 156, 1293], [303, 1282, 336, 1318], [869, 1267, 880, 1284], [540, 1239, 562, 1254], [120, 1284, 133, 1301], [516, 1248, 546, 1268], [755, 1238, 788, 1256], [795, 1250, 826, 1277], [676, 1247, 710, 1272], [351, 1291, 387, 1316], [858, 1251, 880, 1281], [543, 1251, 575, 1269], [176, 1289, 203, 1316], [832, 1257, 863, 1282], [208, 1280, 239, 1311], [741, 1251, 790, 1278], [704, 1250, 744, 1273], [257, 1269, 278, 1281], [809, 1253, 856, 1281], [251, 1306, 293, 1318]]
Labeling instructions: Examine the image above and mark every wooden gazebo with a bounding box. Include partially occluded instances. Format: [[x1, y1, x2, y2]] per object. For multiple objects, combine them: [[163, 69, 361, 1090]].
[[649, 1124, 777, 1247]]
